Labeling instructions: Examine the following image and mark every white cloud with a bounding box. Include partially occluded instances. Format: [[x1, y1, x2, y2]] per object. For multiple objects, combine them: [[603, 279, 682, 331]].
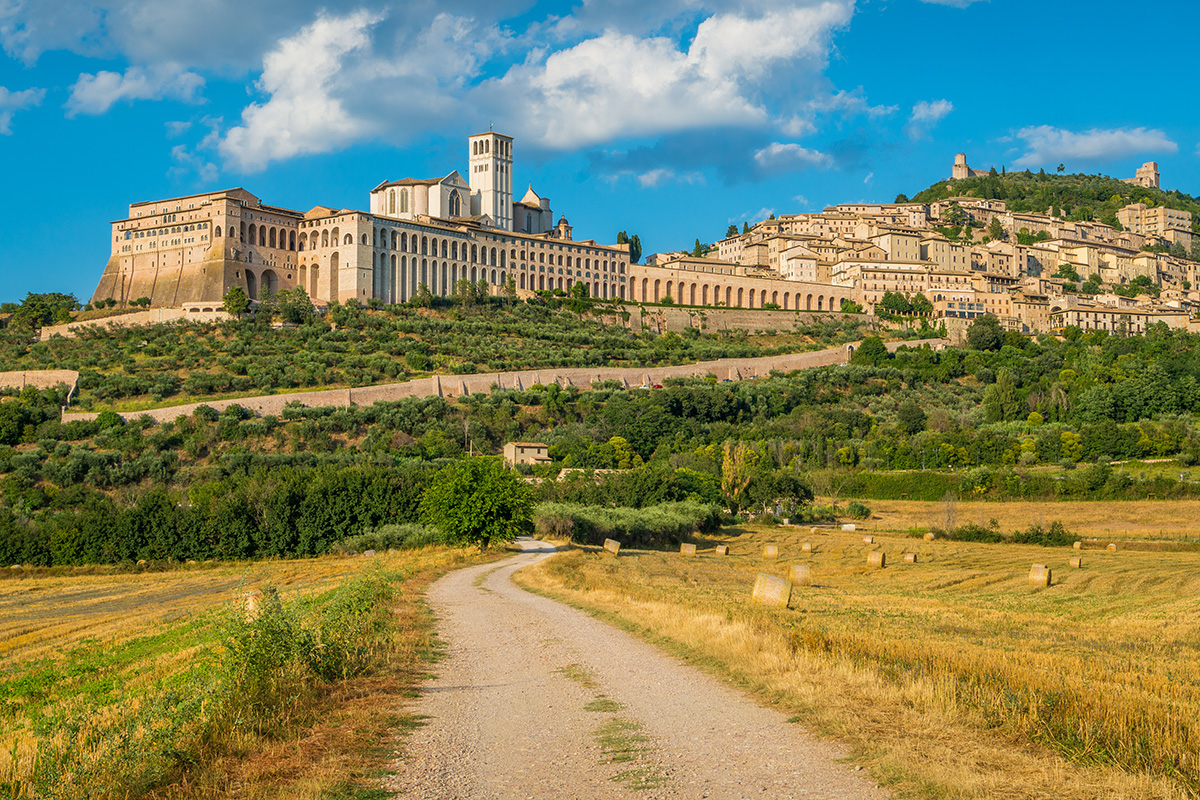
[[0, 85, 44, 134], [779, 88, 896, 136], [168, 144, 218, 184], [485, 1, 854, 149], [753, 142, 832, 171], [863, 171, 874, 184], [66, 65, 204, 116], [218, 11, 384, 172], [919, 0, 988, 7], [635, 168, 704, 187], [1012, 125, 1178, 168], [904, 98, 953, 139]]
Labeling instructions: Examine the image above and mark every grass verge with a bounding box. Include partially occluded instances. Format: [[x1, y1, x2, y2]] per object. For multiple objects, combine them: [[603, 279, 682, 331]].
[[0, 547, 497, 799]]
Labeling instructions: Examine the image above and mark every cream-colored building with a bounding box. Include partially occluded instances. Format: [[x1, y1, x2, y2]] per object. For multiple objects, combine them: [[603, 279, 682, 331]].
[[1116, 203, 1192, 247], [1122, 162, 1160, 191], [504, 441, 551, 466], [93, 132, 631, 307]]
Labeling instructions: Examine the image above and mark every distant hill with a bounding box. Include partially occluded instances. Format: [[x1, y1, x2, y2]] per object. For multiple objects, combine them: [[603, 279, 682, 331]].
[[911, 170, 1200, 234]]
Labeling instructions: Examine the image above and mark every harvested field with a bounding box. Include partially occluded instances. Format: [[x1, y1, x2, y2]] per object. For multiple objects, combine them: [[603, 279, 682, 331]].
[[855, 498, 1200, 542], [517, 525, 1200, 799]]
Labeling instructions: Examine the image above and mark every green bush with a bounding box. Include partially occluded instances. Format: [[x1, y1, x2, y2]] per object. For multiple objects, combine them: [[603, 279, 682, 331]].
[[533, 500, 720, 548], [330, 523, 443, 554]]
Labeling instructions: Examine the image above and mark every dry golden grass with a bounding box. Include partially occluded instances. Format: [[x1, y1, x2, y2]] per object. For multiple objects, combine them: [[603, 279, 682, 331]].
[[0, 546, 496, 799], [858, 498, 1200, 542], [516, 525, 1200, 800]]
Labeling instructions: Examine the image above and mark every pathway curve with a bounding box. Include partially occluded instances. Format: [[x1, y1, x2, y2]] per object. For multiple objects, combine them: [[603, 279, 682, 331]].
[[386, 539, 888, 799]]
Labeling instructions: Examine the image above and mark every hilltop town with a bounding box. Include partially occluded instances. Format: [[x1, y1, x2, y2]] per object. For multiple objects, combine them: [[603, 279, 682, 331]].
[[68, 140, 1199, 343], [642, 155, 1198, 337]]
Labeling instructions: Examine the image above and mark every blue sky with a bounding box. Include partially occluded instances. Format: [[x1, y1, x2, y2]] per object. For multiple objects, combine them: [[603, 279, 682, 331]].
[[1, 0, 1196, 303]]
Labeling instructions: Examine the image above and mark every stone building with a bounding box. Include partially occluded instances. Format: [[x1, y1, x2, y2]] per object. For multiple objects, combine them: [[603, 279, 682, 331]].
[[92, 132, 631, 307], [1122, 162, 1160, 190]]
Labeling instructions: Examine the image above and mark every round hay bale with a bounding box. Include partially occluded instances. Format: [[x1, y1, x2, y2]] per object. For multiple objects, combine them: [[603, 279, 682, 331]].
[[1069, 556, 1083, 569], [680, 543, 697, 556], [810, 527, 819, 536], [1106, 543, 1118, 552], [842, 523, 856, 532], [762, 544, 779, 560], [903, 553, 918, 564], [802, 542, 812, 553], [714, 544, 729, 556], [788, 564, 813, 586], [923, 532, 936, 541], [867, 551, 886, 569], [1073, 541, 1083, 550], [862, 536, 874, 545], [1029, 564, 1052, 587]]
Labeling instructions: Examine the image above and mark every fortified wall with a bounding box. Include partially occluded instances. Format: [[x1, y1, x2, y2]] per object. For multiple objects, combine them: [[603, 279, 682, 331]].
[[59, 339, 946, 424]]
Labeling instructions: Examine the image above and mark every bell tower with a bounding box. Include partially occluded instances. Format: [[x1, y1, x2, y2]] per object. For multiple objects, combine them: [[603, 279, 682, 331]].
[[468, 131, 514, 231]]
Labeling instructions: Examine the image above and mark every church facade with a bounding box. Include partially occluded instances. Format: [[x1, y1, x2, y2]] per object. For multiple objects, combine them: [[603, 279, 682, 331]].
[[91, 132, 631, 307]]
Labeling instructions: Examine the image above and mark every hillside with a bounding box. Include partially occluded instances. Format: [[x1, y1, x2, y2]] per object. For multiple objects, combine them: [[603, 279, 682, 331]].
[[0, 300, 874, 411], [912, 170, 1200, 234]]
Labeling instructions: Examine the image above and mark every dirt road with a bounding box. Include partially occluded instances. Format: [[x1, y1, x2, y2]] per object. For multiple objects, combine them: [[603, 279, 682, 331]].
[[387, 539, 887, 799]]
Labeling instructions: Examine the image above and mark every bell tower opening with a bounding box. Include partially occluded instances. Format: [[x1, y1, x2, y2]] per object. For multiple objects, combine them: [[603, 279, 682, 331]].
[[468, 131, 514, 231]]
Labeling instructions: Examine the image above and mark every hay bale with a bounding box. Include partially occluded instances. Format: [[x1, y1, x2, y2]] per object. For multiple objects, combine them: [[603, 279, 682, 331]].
[[788, 564, 813, 586], [715, 545, 729, 556], [810, 527, 819, 536], [842, 523, 856, 532], [762, 544, 779, 560], [1073, 541, 1083, 550], [1106, 543, 1118, 552], [867, 551, 886, 569], [680, 543, 697, 556], [862, 536, 874, 545], [801, 542, 812, 553], [903, 553, 918, 564], [923, 533, 936, 541], [1069, 556, 1083, 569], [752, 573, 792, 608], [603, 538, 621, 555], [1029, 564, 1052, 587]]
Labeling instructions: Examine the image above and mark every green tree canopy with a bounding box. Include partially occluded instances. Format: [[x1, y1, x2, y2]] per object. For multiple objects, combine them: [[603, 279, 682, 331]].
[[419, 458, 533, 550], [851, 336, 890, 367], [966, 315, 1003, 351], [223, 286, 250, 316]]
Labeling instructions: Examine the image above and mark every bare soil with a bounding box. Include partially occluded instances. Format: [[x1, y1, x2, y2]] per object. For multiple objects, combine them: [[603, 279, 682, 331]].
[[387, 539, 887, 799]]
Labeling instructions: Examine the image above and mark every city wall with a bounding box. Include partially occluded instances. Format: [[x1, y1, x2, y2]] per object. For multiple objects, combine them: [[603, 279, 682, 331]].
[[40, 308, 233, 341], [623, 306, 874, 334], [58, 339, 947, 424], [0, 370, 80, 396]]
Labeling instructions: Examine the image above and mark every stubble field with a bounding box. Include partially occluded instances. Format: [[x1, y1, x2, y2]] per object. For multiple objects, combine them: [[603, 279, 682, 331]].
[[517, 522, 1200, 800], [0, 547, 494, 799]]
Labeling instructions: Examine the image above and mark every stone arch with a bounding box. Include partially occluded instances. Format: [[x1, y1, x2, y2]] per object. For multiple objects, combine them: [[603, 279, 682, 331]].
[[818, 296, 824, 311], [310, 263, 320, 297], [248, 224, 257, 245], [261, 269, 279, 297], [321, 229, 329, 248], [269, 228, 277, 248], [289, 231, 296, 251], [749, 289, 756, 308], [344, 234, 353, 245], [246, 270, 258, 300], [737, 288, 744, 307], [215, 225, 222, 237], [725, 286, 732, 307], [328, 252, 339, 300], [806, 294, 813, 310]]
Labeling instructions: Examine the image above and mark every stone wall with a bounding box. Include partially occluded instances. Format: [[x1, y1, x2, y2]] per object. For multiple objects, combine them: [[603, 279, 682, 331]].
[[0, 370, 80, 396], [623, 305, 874, 334], [59, 339, 947, 424], [41, 308, 233, 341]]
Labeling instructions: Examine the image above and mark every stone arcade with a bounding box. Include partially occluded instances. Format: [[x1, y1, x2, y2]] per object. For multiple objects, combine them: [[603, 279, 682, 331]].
[[91, 132, 631, 308]]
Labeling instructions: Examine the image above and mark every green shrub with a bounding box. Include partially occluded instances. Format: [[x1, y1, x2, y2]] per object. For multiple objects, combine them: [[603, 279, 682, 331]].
[[533, 500, 720, 548], [330, 523, 443, 554]]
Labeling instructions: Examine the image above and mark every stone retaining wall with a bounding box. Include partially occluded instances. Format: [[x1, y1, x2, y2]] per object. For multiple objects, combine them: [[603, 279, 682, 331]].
[[59, 339, 946, 424], [0, 370, 80, 396]]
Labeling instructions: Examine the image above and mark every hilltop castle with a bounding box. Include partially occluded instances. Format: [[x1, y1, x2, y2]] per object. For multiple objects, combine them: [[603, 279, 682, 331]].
[[91, 132, 630, 307]]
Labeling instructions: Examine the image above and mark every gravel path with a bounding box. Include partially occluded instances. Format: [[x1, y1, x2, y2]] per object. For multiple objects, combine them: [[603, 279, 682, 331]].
[[386, 539, 888, 799]]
